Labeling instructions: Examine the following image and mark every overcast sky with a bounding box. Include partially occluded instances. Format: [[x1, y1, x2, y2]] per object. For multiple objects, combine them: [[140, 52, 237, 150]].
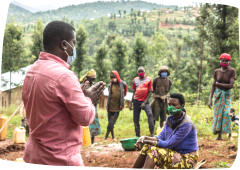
[[12, 0, 205, 8]]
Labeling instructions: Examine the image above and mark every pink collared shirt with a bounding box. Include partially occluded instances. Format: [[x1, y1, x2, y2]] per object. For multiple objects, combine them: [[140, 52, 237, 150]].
[[22, 52, 95, 166]]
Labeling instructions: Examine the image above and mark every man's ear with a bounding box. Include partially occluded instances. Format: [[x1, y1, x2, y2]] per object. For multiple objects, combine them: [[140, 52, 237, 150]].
[[182, 104, 185, 109], [60, 41, 67, 50]]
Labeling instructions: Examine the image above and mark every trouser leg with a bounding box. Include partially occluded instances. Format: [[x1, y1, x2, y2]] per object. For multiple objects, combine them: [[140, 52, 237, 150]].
[[133, 100, 141, 137], [144, 103, 154, 135], [107, 112, 119, 131]]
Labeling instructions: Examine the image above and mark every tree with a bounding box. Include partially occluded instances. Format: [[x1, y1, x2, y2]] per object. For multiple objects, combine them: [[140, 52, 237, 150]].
[[124, 10, 126, 15], [2, 20, 31, 105], [119, 9, 122, 17], [132, 32, 148, 69], [73, 25, 88, 77], [106, 33, 117, 48], [110, 36, 128, 79], [175, 6, 178, 11], [30, 20, 44, 61], [149, 31, 169, 75], [137, 10, 141, 16], [108, 20, 117, 31], [94, 43, 109, 83], [203, 4, 239, 73], [165, 17, 169, 26]]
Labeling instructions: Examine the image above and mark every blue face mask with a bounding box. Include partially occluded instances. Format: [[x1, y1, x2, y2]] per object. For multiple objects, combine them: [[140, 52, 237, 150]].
[[64, 40, 76, 64], [161, 72, 167, 78]]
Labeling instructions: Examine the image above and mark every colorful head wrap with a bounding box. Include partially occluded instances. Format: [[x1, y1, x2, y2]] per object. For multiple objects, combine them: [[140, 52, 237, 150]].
[[158, 66, 170, 76], [219, 53, 231, 61], [79, 69, 96, 83]]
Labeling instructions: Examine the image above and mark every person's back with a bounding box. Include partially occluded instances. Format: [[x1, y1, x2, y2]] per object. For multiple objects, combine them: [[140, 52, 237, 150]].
[[22, 21, 105, 166], [22, 52, 95, 165]]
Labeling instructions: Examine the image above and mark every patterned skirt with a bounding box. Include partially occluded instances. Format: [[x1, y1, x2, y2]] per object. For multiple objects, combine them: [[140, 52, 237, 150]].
[[140, 144, 199, 169], [89, 107, 101, 137], [212, 88, 232, 135]]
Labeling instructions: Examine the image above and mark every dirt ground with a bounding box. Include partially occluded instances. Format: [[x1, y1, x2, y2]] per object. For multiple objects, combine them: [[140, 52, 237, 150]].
[[0, 137, 238, 168]]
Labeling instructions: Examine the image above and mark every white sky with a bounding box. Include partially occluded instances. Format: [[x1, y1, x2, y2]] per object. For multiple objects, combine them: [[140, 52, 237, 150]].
[[12, 0, 202, 7]]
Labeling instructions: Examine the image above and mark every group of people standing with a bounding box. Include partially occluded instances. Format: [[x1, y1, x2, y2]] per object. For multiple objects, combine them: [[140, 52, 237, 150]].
[[20, 20, 237, 168], [80, 65, 172, 143]]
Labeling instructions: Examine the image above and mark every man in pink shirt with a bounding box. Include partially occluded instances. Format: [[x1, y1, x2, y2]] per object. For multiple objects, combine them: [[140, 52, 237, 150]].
[[22, 21, 105, 166]]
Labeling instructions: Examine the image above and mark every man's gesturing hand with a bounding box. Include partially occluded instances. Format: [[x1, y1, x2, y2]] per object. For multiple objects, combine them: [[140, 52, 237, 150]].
[[82, 81, 106, 104]]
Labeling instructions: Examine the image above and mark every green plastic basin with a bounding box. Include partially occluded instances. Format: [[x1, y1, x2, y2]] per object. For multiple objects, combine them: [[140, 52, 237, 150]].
[[119, 137, 139, 151]]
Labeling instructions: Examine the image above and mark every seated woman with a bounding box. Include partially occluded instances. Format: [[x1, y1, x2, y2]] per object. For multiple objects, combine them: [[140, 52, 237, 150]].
[[132, 93, 199, 169]]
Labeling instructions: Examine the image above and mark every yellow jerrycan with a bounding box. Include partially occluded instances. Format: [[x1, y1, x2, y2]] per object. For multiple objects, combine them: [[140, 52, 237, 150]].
[[15, 158, 25, 163], [82, 126, 91, 146], [13, 127, 26, 144], [0, 115, 8, 141]]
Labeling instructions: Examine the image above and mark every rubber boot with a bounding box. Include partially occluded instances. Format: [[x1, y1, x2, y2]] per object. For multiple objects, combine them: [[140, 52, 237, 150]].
[[104, 130, 111, 140], [91, 136, 94, 144]]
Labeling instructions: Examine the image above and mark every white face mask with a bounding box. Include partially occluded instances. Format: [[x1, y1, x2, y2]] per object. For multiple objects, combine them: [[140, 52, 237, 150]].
[[64, 40, 76, 64], [112, 78, 117, 83]]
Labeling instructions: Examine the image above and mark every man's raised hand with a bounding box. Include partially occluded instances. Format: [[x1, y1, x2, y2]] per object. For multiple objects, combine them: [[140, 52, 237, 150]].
[[82, 81, 106, 104]]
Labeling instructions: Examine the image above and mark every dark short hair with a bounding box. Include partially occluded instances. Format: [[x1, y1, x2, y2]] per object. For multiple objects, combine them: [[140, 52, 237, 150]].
[[170, 93, 185, 106], [43, 21, 75, 50]]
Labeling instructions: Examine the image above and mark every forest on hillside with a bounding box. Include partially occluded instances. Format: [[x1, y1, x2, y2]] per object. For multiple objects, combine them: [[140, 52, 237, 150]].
[[2, 2, 239, 105], [7, 0, 180, 24]]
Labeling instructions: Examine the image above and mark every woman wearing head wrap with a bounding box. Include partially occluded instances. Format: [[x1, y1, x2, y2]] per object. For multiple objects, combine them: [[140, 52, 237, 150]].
[[151, 66, 172, 129], [80, 69, 101, 144], [208, 53, 236, 140]]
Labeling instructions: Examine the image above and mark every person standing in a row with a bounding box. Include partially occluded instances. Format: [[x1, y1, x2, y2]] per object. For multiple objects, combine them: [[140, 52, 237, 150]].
[[130, 66, 154, 137], [208, 53, 236, 140], [80, 69, 101, 145], [105, 71, 128, 140], [151, 66, 172, 129]]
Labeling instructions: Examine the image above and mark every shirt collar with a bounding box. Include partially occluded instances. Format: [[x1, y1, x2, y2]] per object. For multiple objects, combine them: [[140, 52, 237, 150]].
[[168, 112, 184, 121], [38, 52, 70, 69]]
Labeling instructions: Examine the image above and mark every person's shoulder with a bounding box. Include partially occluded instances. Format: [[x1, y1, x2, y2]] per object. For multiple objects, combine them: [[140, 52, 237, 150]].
[[133, 77, 139, 81], [121, 80, 127, 85], [153, 76, 159, 81], [229, 67, 236, 72], [146, 76, 152, 80]]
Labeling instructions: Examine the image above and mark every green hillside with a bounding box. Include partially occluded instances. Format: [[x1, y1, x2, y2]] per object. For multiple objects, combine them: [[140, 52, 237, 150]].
[[7, 0, 179, 24], [8, 3, 31, 15]]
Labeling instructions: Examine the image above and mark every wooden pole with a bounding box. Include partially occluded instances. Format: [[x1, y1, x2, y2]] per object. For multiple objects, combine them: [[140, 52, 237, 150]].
[[0, 102, 23, 133]]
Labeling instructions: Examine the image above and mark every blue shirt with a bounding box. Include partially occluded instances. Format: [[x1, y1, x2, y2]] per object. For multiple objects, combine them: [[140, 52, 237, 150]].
[[156, 115, 199, 154]]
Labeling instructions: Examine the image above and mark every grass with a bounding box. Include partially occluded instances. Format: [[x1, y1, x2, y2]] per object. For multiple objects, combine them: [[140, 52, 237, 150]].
[[1, 100, 239, 144], [97, 100, 239, 141], [211, 161, 231, 168]]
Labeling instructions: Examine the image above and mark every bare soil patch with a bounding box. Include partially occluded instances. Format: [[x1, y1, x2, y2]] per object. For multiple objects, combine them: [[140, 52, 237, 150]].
[[0, 137, 238, 168]]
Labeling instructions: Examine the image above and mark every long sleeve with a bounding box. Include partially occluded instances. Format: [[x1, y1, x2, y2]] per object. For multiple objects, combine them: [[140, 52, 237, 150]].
[[55, 73, 95, 126], [156, 126, 166, 141], [157, 123, 192, 148]]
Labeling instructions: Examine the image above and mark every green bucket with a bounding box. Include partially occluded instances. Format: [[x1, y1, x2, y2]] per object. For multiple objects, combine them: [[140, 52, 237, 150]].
[[119, 137, 139, 151]]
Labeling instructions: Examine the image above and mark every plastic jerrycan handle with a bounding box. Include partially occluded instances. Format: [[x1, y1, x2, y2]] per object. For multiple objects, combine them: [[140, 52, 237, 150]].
[[19, 127, 25, 130]]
